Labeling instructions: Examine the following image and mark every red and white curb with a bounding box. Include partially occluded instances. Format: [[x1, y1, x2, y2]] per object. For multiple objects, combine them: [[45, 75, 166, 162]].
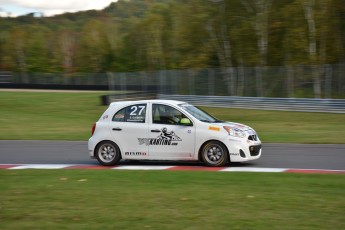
[[0, 164, 344, 174]]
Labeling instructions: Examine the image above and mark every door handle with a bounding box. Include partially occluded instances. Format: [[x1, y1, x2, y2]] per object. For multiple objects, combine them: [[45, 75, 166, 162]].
[[112, 128, 122, 131], [151, 129, 161, 133]]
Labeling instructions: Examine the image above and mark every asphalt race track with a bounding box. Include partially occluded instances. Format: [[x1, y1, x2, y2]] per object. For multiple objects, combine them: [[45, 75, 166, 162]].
[[0, 140, 344, 170]]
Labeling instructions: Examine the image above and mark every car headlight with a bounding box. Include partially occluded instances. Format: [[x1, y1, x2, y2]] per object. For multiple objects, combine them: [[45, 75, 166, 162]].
[[223, 126, 246, 138]]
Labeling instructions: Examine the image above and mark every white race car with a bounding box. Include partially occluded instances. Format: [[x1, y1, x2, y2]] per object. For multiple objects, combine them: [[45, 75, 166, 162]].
[[88, 100, 261, 167]]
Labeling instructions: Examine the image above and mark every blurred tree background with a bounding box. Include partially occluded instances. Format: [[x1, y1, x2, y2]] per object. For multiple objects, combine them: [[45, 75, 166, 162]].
[[0, 0, 344, 97]]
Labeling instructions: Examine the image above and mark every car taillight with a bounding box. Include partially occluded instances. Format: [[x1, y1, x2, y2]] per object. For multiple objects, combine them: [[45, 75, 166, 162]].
[[92, 123, 96, 135]]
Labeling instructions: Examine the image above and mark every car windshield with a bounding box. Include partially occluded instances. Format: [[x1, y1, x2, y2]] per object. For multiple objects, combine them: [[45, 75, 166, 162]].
[[178, 103, 222, 123]]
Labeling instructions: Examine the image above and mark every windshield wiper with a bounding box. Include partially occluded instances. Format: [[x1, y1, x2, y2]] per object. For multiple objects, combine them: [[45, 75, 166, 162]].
[[213, 120, 223, 123], [199, 119, 211, 123]]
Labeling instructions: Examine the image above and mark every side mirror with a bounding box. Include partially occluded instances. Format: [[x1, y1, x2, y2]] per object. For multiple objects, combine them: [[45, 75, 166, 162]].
[[180, 118, 192, 126]]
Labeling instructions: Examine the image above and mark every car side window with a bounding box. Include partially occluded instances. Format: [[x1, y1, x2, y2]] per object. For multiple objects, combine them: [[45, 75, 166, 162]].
[[152, 104, 189, 125], [112, 104, 146, 123]]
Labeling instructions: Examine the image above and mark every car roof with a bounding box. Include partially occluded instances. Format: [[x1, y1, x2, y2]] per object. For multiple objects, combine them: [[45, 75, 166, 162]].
[[109, 99, 187, 107]]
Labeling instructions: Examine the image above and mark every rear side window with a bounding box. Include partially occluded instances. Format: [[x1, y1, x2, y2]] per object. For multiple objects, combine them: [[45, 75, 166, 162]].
[[112, 104, 146, 123]]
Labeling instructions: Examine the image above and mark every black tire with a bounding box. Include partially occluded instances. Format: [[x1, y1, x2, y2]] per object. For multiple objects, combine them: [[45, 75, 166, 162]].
[[201, 141, 228, 167], [95, 141, 121, 166]]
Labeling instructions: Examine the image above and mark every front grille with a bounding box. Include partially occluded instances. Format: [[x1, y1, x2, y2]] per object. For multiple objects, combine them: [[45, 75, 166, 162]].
[[249, 145, 261, 156], [248, 135, 258, 141]]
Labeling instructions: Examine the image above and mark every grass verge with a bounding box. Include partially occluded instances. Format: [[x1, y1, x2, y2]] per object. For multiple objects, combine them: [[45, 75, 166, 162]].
[[0, 91, 105, 140], [0, 91, 344, 143], [0, 170, 344, 230]]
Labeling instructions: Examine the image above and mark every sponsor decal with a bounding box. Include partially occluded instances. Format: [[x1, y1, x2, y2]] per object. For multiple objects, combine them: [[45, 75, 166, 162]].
[[127, 117, 145, 122], [208, 126, 220, 131], [125, 152, 147, 156], [138, 127, 182, 146], [103, 115, 108, 120], [230, 153, 240, 156], [229, 139, 241, 143], [114, 114, 124, 119]]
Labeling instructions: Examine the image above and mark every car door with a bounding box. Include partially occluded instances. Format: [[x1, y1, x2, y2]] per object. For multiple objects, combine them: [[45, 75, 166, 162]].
[[110, 103, 149, 159], [148, 103, 195, 159]]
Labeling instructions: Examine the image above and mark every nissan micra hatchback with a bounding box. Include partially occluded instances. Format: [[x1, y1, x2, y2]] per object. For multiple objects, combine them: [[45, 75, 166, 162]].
[[88, 100, 262, 167]]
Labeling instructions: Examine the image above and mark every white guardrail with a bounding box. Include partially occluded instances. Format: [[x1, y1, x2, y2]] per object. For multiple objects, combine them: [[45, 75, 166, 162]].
[[157, 94, 345, 113]]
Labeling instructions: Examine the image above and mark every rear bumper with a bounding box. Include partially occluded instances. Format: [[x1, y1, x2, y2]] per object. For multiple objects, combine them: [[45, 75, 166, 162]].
[[88, 137, 96, 158]]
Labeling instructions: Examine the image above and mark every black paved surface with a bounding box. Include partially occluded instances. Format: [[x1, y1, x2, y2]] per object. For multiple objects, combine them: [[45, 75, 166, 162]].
[[0, 141, 344, 170]]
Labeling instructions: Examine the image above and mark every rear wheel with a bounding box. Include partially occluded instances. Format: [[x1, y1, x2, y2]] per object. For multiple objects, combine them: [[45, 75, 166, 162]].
[[201, 141, 228, 167], [95, 141, 121, 166]]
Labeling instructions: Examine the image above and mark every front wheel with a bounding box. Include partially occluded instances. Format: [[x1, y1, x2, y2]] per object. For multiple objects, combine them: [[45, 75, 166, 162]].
[[201, 141, 228, 167], [95, 141, 121, 166]]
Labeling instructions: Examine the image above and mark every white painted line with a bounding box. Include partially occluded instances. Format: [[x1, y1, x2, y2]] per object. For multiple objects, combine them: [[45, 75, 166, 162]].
[[9, 164, 73, 169], [112, 165, 174, 170], [287, 168, 345, 172], [220, 167, 287, 172], [1, 164, 343, 173]]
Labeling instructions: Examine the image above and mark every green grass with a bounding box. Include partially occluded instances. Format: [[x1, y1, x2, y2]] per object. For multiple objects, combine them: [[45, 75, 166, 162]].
[[203, 107, 345, 144], [0, 91, 344, 143], [0, 91, 106, 140], [0, 170, 344, 230]]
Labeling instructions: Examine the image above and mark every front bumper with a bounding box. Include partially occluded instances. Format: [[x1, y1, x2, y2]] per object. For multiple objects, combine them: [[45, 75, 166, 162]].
[[224, 137, 262, 162]]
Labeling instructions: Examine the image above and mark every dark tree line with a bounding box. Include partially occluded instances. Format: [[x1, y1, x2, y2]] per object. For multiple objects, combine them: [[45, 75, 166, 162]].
[[0, 0, 344, 97]]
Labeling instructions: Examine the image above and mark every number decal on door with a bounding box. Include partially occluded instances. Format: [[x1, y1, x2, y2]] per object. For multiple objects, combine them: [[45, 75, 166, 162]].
[[130, 105, 145, 116], [130, 106, 137, 116], [113, 104, 146, 123]]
